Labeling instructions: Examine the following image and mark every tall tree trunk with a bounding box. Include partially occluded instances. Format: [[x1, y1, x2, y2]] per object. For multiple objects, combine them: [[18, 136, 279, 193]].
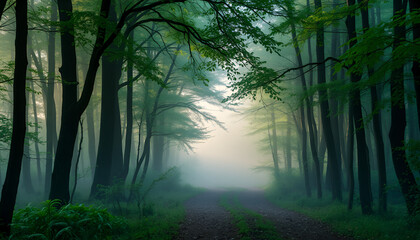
[[45, 0, 58, 197], [30, 81, 42, 184], [286, 115, 292, 171], [0, 0, 28, 234], [358, 0, 387, 213], [346, 0, 373, 215], [86, 104, 96, 175], [50, 0, 112, 204], [389, 0, 420, 215], [409, 0, 420, 129], [329, 0, 343, 185], [347, 106, 355, 210], [314, 0, 342, 201], [22, 88, 34, 194], [90, 3, 124, 198], [290, 19, 321, 198], [122, 30, 134, 181], [269, 108, 281, 181]]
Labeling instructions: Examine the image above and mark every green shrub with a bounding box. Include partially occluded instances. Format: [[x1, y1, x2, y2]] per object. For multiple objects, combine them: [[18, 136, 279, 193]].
[[10, 200, 129, 240]]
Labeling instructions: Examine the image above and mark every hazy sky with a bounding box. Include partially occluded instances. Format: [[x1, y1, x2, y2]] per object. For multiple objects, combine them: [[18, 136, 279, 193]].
[[180, 99, 271, 190]]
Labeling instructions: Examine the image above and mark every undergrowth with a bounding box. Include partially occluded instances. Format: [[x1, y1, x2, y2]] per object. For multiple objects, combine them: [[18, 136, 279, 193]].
[[9, 200, 129, 240], [266, 183, 420, 240], [128, 186, 201, 240]]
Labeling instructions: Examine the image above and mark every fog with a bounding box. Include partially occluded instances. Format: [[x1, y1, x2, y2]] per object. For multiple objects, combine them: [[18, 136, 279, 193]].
[[180, 103, 271, 190]]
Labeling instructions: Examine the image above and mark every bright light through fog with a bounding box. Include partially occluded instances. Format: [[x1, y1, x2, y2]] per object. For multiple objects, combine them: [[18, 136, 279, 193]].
[[180, 101, 271, 190]]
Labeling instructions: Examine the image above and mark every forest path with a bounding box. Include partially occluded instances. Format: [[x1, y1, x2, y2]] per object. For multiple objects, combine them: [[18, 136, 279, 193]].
[[175, 190, 352, 240]]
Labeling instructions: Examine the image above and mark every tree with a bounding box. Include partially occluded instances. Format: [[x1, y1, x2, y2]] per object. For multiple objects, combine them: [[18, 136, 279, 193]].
[[50, 0, 280, 204], [0, 0, 28, 234], [389, 0, 420, 216], [346, 0, 373, 215], [314, 0, 342, 201]]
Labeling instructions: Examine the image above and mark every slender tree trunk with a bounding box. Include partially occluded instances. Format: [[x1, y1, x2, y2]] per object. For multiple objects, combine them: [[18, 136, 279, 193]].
[[290, 20, 321, 198], [286, 115, 292, 171], [50, 0, 111, 203], [269, 108, 281, 180], [329, 0, 343, 186], [346, 0, 373, 215], [409, 0, 420, 129], [389, 0, 420, 215], [314, 0, 342, 201], [22, 89, 34, 194], [0, 0, 28, 234], [90, 3, 124, 198], [358, 0, 387, 213], [30, 81, 42, 184], [122, 30, 134, 181], [86, 104, 96, 175], [347, 106, 355, 210], [45, 0, 58, 197]]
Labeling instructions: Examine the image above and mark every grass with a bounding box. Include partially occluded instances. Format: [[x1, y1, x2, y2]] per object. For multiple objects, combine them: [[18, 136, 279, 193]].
[[126, 186, 202, 240], [266, 192, 420, 240], [220, 193, 283, 240]]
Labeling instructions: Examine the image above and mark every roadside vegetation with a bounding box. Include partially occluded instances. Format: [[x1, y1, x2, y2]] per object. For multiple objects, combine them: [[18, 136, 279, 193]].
[[266, 172, 420, 240], [5, 168, 200, 240]]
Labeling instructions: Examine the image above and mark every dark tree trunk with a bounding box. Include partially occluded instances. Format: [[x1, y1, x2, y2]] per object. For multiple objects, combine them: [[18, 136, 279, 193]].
[[45, 0, 58, 197], [111, 97, 124, 179], [22, 90, 34, 194], [86, 104, 96, 175], [30, 81, 42, 184], [347, 106, 355, 210], [346, 0, 373, 215], [314, 0, 342, 201], [90, 3, 124, 198], [269, 108, 281, 180], [359, 0, 387, 213], [389, 0, 420, 215], [286, 115, 292, 171], [329, 0, 343, 185], [122, 30, 134, 181], [290, 20, 321, 198], [49, 0, 80, 203], [409, 0, 420, 129], [0, 0, 28, 235], [50, 0, 111, 204]]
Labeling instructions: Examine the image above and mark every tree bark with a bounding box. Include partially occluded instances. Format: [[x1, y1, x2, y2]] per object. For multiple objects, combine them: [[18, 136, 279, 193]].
[[0, 0, 28, 234], [290, 19, 321, 198], [90, 2, 124, 198], [314, 0, 342, 201], [269, 108, 281, 181], [122, 30, 134, 181], [389, 0, 420, 215], [347, 106, 355, 210], [49, 0, 112, 204], [409, 0, 420, 129], [346, 0, 373, 215], [358, 0, 387, 213], [45, 0, 58, 197]]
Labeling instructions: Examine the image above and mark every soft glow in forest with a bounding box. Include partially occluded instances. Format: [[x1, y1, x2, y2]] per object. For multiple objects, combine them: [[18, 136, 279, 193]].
[[0, 0, 419, 239]]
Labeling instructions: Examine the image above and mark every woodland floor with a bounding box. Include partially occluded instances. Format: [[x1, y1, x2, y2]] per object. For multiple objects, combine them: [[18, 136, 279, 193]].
[[175, 190, 353, 240]]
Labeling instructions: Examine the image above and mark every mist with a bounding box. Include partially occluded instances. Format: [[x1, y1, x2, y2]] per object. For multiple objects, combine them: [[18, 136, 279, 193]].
[[0, 0, 419, 239]]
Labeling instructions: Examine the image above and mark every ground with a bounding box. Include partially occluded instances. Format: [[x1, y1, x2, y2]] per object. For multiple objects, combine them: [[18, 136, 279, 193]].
[[175, 190, 352, 240]]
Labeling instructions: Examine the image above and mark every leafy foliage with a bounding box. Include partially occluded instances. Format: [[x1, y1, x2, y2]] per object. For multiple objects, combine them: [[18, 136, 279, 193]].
[[10, 200, 129, 240]]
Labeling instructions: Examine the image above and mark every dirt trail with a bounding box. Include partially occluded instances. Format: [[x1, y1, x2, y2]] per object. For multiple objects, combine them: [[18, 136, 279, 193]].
[[175, 190, 238, 240], [175, 190, 352, 240]]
